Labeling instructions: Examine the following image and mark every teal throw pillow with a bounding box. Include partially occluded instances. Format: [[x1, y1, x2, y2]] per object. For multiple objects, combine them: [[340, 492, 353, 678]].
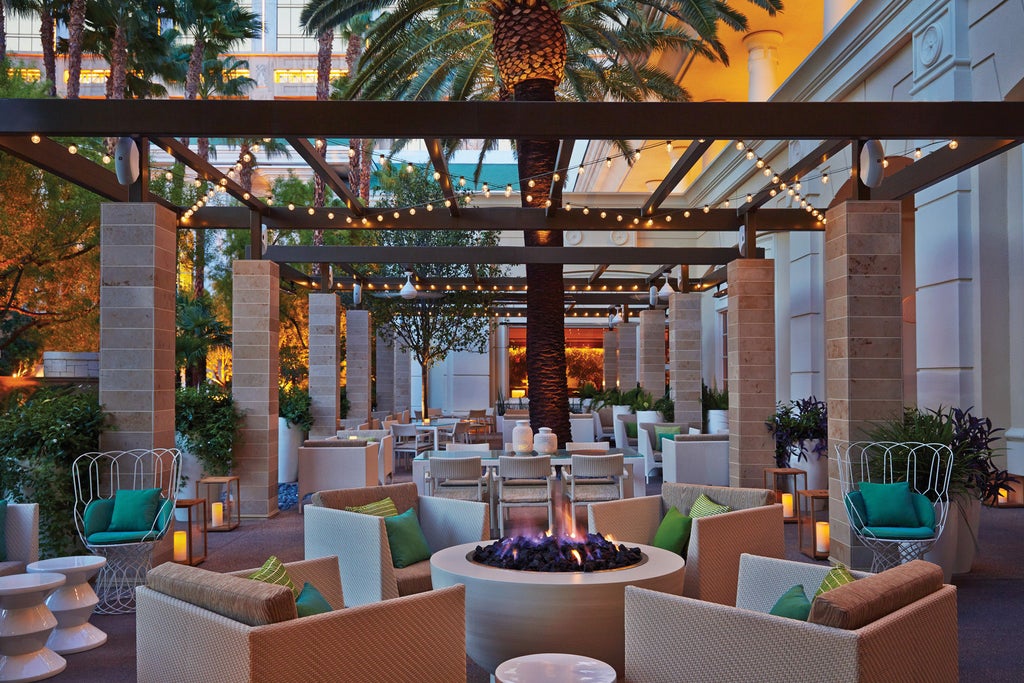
[[296, 581, 333, 617], [769, 584, 812, 621], [689, 493, 731, 518], [815, 563, 856, 597], [384, 507, 432, 569], [652, 506, 693, 557], [859, 481, 919, 527], [911, 492, 936, 530], [625, 421, 638, 439], [0, 500, 7, 561], [108, 488, 162, 532]]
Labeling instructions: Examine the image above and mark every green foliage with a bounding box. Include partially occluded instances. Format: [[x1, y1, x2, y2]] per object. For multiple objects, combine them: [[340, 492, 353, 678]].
[[279, 385, 314, 431], [176, 291, 231, 387], [701, 382, 729, 410], [0, 313, 43, 376], [577, 382, 600, 400], [654, 389, 675, 422], [0, 385, 108, 558], [175, 385, 242, 477], [766, 397, 829, 468]]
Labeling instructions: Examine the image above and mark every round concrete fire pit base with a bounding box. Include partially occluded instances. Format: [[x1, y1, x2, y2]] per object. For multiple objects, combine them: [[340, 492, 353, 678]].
[[430, 541, 685, 676]]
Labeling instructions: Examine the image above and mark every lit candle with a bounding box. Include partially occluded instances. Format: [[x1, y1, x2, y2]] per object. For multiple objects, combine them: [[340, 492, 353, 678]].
[[173, 530, 188, 562], [781, 493, 794, 519], [423, 417, 431, 425], [997, 488, 1009, 505], [212, 502, 224, 528], [815, 521, 831, 554], [348, 434, 358, 440]]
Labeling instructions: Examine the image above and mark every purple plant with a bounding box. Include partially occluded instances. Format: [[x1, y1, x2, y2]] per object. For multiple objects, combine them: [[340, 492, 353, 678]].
[[766, 397, 828, 468]]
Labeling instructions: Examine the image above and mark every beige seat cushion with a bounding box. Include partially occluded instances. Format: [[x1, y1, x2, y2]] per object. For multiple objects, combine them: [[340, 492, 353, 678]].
[[0, 561, 25, 577], [808, 559, 943, 630], [147, 562, 298, 627], [395, 561, 433, 596]]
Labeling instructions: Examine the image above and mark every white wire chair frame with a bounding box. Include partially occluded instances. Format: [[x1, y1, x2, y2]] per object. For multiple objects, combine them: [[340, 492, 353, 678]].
[[835, 441, 954, 572], [72, 448, 181, 614]]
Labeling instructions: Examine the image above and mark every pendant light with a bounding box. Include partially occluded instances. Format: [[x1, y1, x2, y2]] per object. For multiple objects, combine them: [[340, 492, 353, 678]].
[[658, 275, 674, 300], [400, 270, 418, 299]]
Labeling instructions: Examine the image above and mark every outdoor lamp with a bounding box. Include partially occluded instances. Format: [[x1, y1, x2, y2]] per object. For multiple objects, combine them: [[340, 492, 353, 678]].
[[400, 271, 418, 299], [658, 275, 674, 299]]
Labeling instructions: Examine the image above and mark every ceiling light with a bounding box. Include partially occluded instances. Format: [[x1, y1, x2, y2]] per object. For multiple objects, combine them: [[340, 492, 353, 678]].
[[400, 271, 418, 299], [658, 276, 674, 300]]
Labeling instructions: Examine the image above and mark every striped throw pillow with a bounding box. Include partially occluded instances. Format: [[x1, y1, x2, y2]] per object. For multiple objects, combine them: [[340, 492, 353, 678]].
[[815, 563, 856, 597], [689, 493, 731, 518], [345, 497, 399, 517], [248, 555, 299, 599]]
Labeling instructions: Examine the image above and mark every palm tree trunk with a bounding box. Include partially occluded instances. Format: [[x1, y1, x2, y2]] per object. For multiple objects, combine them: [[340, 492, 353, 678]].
[[39, 9, 57, 96], [312, 29, 333, 281], [65, 0, 87, 99], [2, 5, 9, 64], [109, 25, 127, 100], [185, 40, 204, 100], [515, 78, 570, 445]]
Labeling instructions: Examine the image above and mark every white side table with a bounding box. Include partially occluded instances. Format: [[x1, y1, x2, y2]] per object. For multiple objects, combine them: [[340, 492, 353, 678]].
[[26, 556, 107, 654], [495, 653, 617, 683], [0, 572, 67, 682]]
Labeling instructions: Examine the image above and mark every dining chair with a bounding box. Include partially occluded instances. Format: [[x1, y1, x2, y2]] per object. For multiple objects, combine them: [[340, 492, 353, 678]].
[[495, 456, 556, 536], [566, 442, 611, 452], [425, 456, 489, 504], [391, 423, 431, 471], [563, 453, 627, 530]]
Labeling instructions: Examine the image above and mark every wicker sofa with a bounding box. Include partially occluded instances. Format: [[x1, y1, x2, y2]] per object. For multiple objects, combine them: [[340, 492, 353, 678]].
[[0, 503, 38, 577], [661, 433, 730, 485], [636, 422, 689, 483], [304, 482, 489, 607], [623, 554, 957, 683], [137, 556, 467, 682], [588, 483, 783, 605]]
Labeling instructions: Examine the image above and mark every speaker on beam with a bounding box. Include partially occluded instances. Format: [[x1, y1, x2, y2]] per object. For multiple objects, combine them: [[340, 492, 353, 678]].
[[738, 225, 748, 257], [352, 283, 362, 306], [859, 139, 885, 188], [648, 285, 658, 308], [114, 137, 140, 185]]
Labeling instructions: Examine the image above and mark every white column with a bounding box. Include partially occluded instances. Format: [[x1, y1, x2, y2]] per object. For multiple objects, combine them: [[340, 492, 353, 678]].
[[346, 309, 372, 423], [637, 309, 665, 395], [668, 293, 702, 429], [742, 30, 783, 102], [603, 330, 618, 390], [376, 329, 395, 415], [616, 322, 638, 390], [308, 293, 340, 438]]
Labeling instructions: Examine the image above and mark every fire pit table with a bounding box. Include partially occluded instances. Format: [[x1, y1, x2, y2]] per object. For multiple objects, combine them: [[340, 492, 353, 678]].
[[430, 539, 684, 676]]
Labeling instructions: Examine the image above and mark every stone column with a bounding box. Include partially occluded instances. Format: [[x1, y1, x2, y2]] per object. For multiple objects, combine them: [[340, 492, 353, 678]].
[[616, 322, 638, 390], [727, 259, 776, 489], [603, 330, 618, 390], [742, 30, 783, 102], [308, 293, 340, 438], [98, 203, 176, 452], [825, 201, 903, 569], [637, 310, 665, 396], [232, 259, 280, 518], [394, 345, 411, 414], [346, 309, 372, 423], [376, 329, 395, 416], [668, 293, 702, 430]]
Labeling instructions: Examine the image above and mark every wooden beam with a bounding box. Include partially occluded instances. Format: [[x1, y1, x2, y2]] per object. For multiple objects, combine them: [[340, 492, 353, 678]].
[[151, 136, 266, 212], [738, 138, 849, 213], [642, 139, 714, 215], [286, 137, 365, 216], [425, 138, 460, 217], [873, 138, 1021, 200], [588, 264, 609, 284]]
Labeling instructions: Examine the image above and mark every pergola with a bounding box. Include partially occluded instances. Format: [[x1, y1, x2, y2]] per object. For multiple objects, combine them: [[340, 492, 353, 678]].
[[3, 98, 1023, 566]]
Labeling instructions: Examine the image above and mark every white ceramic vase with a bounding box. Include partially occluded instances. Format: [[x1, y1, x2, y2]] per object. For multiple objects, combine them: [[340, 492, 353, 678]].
[[512, 420, 534, 455], [788, 439, 828, 490], [534, 427, 557, 455], [278, 416, 305, 483]]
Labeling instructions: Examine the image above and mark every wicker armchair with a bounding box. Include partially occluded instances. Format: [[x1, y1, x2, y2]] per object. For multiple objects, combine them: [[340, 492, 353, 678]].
[[588, 482, 783, 605], [637, 422, 688, 483], [623, 554, 957, 683], [304, 482, 488, 607], [137, 556, 468, 683]]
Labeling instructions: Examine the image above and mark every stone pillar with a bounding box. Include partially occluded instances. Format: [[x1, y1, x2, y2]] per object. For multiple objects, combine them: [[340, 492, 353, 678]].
[[616, 322, 638, 390], [727, 259, 776, 489], [232, 259, 280, 518], [823, 0, 856, 33], [668, 293, 702, 430], [825, 201, 903, 569], [637, 310, 665, 396], [99, 204, 177, 452], [376, 329, 395, 415], [603, 330, 618, 390], [308, 293, 340, 438], [742, 30, 783, 102], [346, 309, 372, 423], [394, 345, 411, 414]]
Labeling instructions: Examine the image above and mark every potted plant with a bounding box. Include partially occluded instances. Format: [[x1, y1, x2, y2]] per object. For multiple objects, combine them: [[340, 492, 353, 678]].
[[175, 385, 243, 493], [766, 397, 828, 489], [702, 382, 729, 434], [625, 386, 660, 424], [653, 388, 675, 423], [278, 385, 314, 484], [866, 405, 1010, 575]]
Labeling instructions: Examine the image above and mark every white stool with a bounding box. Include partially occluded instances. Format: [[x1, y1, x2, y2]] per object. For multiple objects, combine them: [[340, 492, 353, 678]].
[[495, 653, 617, 683], [27, 556, 107, 654], [0, 572, 67, 682]]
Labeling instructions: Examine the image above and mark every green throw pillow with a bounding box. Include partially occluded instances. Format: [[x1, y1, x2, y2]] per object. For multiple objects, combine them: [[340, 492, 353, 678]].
[[769, 584, 812, 621], [653, 426, 682, 443], [652, 506, 692, 557], [815, 563, 856, 597], [345, 497, 399, 517], [859, 481, 919, 527], [249, 555, 300, 599], [0, 500, 7, 562], [108, 488, 162, 532], [384, 507, 432, 569], [625, 421, 638, 439], [296, 581, 333, 617], [689, 493, 731, 518]]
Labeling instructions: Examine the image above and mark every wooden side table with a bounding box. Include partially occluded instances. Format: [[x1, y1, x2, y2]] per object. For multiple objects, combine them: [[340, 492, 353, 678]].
[[797, 489, 831, 559], [763, 467, 808, 523], [174, 498, 207, 565], [195, 476, 240, 532]]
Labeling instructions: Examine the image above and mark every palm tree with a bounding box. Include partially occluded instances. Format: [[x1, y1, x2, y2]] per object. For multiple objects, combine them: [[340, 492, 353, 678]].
[[82, 0, 174, 100], [304, 0, 782, 443], [64, 0, 87, 98], [6, 0, 63, 95], [176, 290, 231, 388]]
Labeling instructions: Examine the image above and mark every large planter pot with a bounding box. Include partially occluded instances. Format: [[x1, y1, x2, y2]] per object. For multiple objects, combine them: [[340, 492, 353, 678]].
[[636, 410, 661, 425], [174, 433, 205, 520], [278, 417, 305, 483], [925, 503, 957, 583], [706, 409, 729, 434], [611, 405, 632, 419], [788, 439, 828, 491], [952, 496, 982, 575]]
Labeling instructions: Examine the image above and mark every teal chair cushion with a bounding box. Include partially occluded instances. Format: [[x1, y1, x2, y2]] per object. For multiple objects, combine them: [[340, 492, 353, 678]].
[[861, 525, 936, 540], [83, 496, 172, 545], [87, 529, 164, 544], [83, 499, 115, 537], [109, 488, 162, 532], [859, 481, 919, 527], [911, 492, 936, 529]]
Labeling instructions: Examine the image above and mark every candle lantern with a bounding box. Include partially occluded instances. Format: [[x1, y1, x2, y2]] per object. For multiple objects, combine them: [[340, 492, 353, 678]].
[[196, 476, 241, 531], [763, 467, 807, 523], [173, 498, 207, 565], [990, 474, 1023, 507], [815, 521, 831, 554], [797, 489, 831, 560]]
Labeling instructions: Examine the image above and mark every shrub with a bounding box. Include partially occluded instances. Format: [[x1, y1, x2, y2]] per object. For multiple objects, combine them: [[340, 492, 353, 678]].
[[175, 385, 242, 477], [279, 384, 314, 431], [766, 397, 828, 468]]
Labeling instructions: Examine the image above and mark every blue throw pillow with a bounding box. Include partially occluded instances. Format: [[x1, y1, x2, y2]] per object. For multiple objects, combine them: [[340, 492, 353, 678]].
[[108, 488, 162, 532], [296, 582, 333, 617], [859, 481, 919, 527]]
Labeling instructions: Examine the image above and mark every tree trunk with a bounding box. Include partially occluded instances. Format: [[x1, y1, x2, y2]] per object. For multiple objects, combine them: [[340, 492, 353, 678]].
[[312, 30, 333, 281], [39, 9, 56, 96], [420, 361, 430, 421], [65, 0, 87, 99], [0, 5, 6, 63], [109, 25, 127, 100], [185, 40, 204, 100]]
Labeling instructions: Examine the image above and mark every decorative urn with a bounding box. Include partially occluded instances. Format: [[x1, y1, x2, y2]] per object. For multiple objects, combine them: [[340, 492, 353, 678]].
[[512, 420, 534, 455], [534, 427, 557, 455]]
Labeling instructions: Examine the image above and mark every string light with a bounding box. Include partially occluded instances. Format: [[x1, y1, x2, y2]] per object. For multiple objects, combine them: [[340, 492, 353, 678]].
[[406, 162, 414, 173], [821, 173, 829, 184], [308, 207, 315, 215], [459, 176, 466, 187], [527, 179, 535, 188], [948, 140, 958, 150], [505, 184, 513, 197], [666, 141, 674, 153], [605, 157, 612, 167], [703, 205, 710, 214], [30, 134, 41, 144], [746, 193, 753, 203], [755, 158, 765, 168], [914, 147, 923, 158], [735, 141, 745, 151], [101, 154, 111, 164], [683, 211, 690, 218], [67, 144, 78, 154], [433, 171, 441, 180], [582, 207, 589, 215]]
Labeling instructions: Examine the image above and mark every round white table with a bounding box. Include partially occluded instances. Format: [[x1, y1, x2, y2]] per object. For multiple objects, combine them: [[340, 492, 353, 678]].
[[496, 653, 617, 682], [0, 572, 67, 682], [26, 556, 107, 654]]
